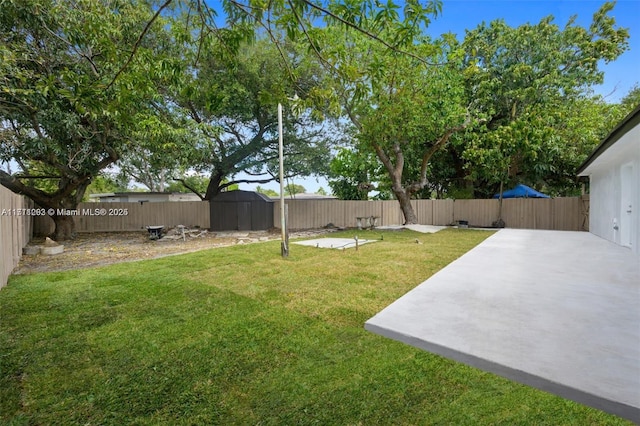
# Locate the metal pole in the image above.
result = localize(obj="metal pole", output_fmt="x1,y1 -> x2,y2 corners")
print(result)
278,103 -> 288,257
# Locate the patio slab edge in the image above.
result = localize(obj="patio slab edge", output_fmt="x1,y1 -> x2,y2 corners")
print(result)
364,321 -> 640,423
364,229 -> 640,423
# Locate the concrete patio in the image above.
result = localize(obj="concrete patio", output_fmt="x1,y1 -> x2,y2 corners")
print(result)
365,229 -> 640,422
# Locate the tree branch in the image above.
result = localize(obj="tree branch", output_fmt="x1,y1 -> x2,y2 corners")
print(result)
0,170 -> 56,207
171,177 -> 205,200
408,115 -> 473,193
14,175 -> 61,179
298,0 -> 443,67
105,0 -> 173,91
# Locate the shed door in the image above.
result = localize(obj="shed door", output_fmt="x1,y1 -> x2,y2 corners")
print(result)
620,163 -> 633,248
213,203 -> 237,231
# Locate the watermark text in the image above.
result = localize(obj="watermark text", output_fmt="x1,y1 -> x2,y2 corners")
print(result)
1,208 -> 129,217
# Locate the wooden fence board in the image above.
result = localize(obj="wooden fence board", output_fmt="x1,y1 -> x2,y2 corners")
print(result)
501,198 -> 553,229
29,197 -> 587,236
552,197 -> 582,231
34,201 -> 210,235
432,199 -> 454,225
0,186 -> 33,289
381,200 -> 403,225
454,199 -> 500,227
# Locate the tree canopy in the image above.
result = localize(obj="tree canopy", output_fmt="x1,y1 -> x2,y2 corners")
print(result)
319,2 -> 631,221
452,3 -> 630,198
165,36 -> 332,200
1,0 -> 636,236
0,0 -> 180,239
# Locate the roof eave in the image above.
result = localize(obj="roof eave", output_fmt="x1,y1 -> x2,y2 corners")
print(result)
576,104 -> 640,176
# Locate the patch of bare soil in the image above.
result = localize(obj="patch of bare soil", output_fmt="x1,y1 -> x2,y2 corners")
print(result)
15,228 -> 334,274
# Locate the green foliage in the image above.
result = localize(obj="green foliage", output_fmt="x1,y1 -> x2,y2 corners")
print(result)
1,0 -> 633,240
256,186 -> 279,197
328,148 -> 382,200
0,0 -> 178,238
224,0 -> 443,58
316,25 -> 469,219
284,183 -> 306,196
83,174 -> 129,201
165,175 -> 210,194
621,84 -> 640,111
454,3 -> 630,197
168,35 -> 332,199
316,2 -> 630,202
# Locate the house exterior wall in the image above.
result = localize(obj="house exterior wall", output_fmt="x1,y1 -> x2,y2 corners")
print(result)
586,124 -> 640,254
167,193 -> 201,202
96,193 -> 201,203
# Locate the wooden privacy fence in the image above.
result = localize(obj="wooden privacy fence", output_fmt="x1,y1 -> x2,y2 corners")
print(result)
34,201 -> 211,236
0,186 -> 33,289
32,196 -> 589,236
277,197 -> 588,231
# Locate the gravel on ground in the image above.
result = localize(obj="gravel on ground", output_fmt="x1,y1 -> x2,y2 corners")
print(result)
15,228 -> 336,274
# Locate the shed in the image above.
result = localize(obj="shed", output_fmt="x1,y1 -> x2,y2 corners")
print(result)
209,190 -> 274,231
577,105 -> 640,255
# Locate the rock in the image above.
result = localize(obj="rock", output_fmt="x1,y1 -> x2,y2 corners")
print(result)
41,244 -> 64,255
44,237 -> 60,247
22,246 -> 41,255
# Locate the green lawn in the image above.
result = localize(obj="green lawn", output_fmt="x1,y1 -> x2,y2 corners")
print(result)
0,229 -> 631,425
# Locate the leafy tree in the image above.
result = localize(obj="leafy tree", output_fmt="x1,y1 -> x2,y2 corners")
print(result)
284,183 -> 306,196
256,186 -> 279,197
1,0 -> 441,239
314,24 -> 470,221
620,84 -> 640,112
455,2 -> 630,197
328,148 -> 382,200
0,0 -> 177,239
84,174 -> 129,199
167,36 -> 332,200
117,153 -> 171,192
316,187 -> 327,196
165,175 -> 210,195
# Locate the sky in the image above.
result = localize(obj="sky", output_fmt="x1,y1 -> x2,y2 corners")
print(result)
239,0 -> 640,194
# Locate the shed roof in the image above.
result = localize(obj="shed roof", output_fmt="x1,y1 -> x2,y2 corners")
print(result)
210,190 -> 273,203
577,104 -> 640,176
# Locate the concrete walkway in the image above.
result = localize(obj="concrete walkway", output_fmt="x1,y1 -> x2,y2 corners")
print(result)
365,229 -> 640,422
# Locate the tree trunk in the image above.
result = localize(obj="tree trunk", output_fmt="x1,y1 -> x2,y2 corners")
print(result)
393,188 -> 418,224
204,171 -> 225,201
51,214 -> 76,241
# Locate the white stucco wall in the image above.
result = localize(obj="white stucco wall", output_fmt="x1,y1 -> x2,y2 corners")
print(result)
95,193 -> 201,202
584,125 -> 640,254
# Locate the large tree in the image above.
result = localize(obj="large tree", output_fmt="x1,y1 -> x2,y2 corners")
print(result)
307,22 -> 470,222
452,2 -> 630,197
167,37 -> 332,200
321,2 -> 631,207
1,0 -> 454,237
0,0 -> 178,239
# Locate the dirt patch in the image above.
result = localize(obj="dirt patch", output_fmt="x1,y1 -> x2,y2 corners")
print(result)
15,228 -> 335,274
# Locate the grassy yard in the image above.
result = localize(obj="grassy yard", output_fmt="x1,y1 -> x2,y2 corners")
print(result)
0,229 -> 631,425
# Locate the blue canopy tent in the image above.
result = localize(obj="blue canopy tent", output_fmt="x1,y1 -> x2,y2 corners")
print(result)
493,184 -> 550,199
